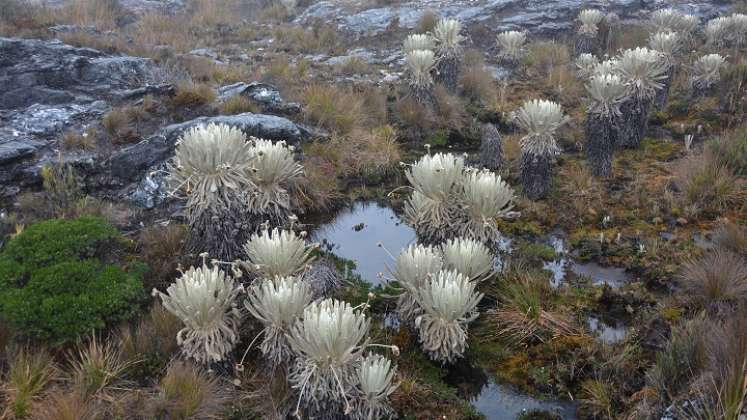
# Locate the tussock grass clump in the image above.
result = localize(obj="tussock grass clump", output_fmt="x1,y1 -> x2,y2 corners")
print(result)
137,224 -> 186,290
220,95 -> 258,115
170,83 -> 216,108
678,250 -> 747,313
1,349 -> 57,419
674,147 -> 745,217
148,361 -> 230,419
713,221 -> 747,256
66,335 -> 132,398
302,84 -> 367,135
645,316 -> 708,407
31,388 -> 100,420
490,271 -> 575,345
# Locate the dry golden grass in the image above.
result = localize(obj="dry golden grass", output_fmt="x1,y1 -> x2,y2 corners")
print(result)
60,0 -> 129,31
674,150 -> 745,217
31,388 -> 101,420
1,348 -> 57,419
119,303 -> 181,365
133,12 -> 195,54
679,250 -> 747,313
148,362 -> 230,419
415,9 -> 439,34
263,57 -> 311,86
524,40 -> 571,78
62,129 -> 96,150
220,95 -> 258,115
301,84 -> 367,134
170,82 -> 216,108
459,52 -> 496,104
714,221 -> 747,256
272,23 -> 339,54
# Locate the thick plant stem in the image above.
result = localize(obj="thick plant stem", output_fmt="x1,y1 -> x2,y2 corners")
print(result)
520,152 -> 553,200
479,123 -> 503,171
435,55 -> 460,93
585,113 -> 617,177
409,84 -> 436,110
618,98 -> 650,149
186,201 -> 255,261
655,66 -> 675,109
575,33 -> 599,56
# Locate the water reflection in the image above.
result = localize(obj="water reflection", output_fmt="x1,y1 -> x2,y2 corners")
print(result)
311,201 -> 416,286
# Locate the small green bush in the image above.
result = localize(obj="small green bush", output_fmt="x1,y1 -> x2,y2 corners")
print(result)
0,217 -> 145,344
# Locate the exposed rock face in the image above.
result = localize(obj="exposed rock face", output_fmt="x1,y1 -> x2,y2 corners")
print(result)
296,0 -> 729,37
0,37 -> 157,110
0,37 -> 161,198
0,38 -> 316,204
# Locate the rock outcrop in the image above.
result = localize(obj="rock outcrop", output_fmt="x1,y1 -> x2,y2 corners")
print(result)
0,38 -> 318,204
296,0 -> 729,37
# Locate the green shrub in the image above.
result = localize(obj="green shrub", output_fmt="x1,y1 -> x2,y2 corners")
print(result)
0,217 -> 145,344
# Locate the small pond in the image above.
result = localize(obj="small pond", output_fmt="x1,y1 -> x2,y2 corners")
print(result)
311,201 -> 416,286
587,316 -> 628,345
472,381 -> 578,420
446,362 -> 578,420
541,234 -> 631,288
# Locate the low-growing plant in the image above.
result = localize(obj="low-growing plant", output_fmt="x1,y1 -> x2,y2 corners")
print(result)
0,217 -> 145,344
220,95 -> 258,115
674,149 -> 745,217
491,271 -> 575,345
170,82 -> 216,108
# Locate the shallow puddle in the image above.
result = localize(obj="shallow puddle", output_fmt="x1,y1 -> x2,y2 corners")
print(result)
587,316 -> 628,344
570,262 -> 630,288
310,201 -> 416,286
472,381 -> 578,420
447,362 -> 578,420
